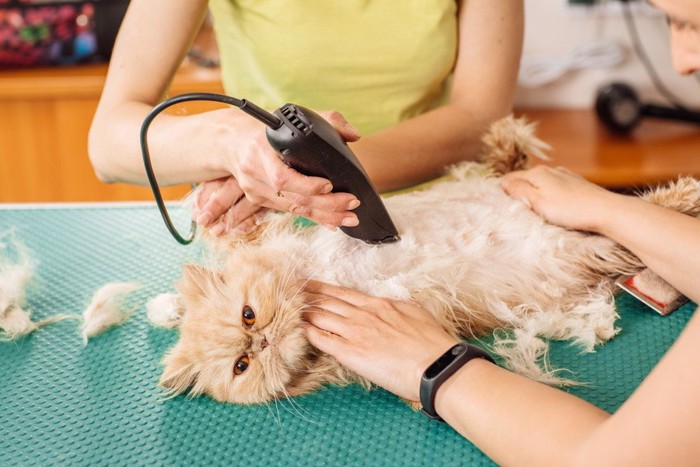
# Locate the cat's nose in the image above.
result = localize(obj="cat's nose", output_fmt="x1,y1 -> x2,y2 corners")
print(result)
254,334 -> 270,353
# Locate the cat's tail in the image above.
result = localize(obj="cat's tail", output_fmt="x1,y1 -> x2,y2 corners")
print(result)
477,115 -> 551,175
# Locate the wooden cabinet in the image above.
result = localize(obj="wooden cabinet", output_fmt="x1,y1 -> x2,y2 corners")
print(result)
521,108 -> 700,189
0,61 -> 224,203
2,60 -> 699,203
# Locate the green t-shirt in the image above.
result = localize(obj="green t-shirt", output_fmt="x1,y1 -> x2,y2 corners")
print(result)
208,0 -> 458,136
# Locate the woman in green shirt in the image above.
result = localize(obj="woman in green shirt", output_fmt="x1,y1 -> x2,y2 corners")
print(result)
89,1 -> 524,234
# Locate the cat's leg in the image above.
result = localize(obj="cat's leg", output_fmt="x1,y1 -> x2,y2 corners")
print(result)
567,177 -> 700,286
476,115 -> 551,175
626,177 -> 700,299
639,177 -> 700,218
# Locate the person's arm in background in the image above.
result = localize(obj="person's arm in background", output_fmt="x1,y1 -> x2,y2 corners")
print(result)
304,168 -> 700,465
350,0 -> 524,192
197,0 -> 524,232
500,166 -> 700,305
88,0 -> 360,228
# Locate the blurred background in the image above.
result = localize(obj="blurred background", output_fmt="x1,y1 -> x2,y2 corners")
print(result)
1,0 -> 698,203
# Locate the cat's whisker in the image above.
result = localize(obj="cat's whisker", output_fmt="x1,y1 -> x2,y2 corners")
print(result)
276,388 -> 319,425
288,267 -> 324,304
265,398 -> 283,429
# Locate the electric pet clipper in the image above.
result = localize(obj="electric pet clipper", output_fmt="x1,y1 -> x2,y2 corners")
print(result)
141,93 -> 400,245
266,104 -> 399,244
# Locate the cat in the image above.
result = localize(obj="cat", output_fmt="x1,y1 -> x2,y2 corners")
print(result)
157,116 -> 700,406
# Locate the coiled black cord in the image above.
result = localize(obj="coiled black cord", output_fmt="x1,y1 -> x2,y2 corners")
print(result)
140,92 -> 281,244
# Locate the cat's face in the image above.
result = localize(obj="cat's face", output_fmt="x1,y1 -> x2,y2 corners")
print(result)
159,247 -> 331,404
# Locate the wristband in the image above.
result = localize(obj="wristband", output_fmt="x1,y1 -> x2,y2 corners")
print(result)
419,343 -> 494,422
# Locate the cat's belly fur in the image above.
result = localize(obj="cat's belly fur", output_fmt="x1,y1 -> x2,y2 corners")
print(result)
293,175 -> 615,332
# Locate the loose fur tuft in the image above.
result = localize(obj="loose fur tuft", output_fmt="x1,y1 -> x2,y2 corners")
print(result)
80,282 -> 141,344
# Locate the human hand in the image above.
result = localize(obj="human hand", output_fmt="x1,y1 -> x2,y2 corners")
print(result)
203,109 -> 363,231
303,281 -> 458,402
194,176 -> 270,236
500,166 -> 617,233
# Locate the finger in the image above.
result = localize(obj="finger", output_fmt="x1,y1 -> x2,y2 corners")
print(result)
317,110 -> 361,142
304,280 -> 376,308
303,322 -> 348,355
208,218 -> 226,237
304,292 -> 335,307
303,293 -> 354,317
261,156 -> 335,197
194,178 -> 226,223
195,178 -> 224,210
555,166 -> 585,180
275,195 -> 359,227
246,181 -> 359,228
302,308 -> 350,336
223,197 -> 263,232
231,213 -> 258,234
500,175 -> 537,199
197,178 -> 244,227
282,190 -> 360,214
238,166 -> 360,226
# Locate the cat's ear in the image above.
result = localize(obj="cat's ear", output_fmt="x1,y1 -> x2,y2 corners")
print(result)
159,342 -> 199,397
177,264 -> 223,299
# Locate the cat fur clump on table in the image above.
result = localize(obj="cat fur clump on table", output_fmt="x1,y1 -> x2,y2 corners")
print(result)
154,116 -> 700,406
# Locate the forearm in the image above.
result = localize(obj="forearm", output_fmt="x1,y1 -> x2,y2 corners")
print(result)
352,102 -> 511,193
595,194 -> 700,304
88,0 -> 214,186
435,359 -> 609,466
89,103 -> 234,186
353,0 -> 523,193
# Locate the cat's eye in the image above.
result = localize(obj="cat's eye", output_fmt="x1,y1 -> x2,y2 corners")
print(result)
242,305 -> 256,327
234,355 -> 250,376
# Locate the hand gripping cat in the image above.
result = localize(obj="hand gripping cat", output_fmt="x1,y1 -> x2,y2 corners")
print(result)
151,116 -> 700,406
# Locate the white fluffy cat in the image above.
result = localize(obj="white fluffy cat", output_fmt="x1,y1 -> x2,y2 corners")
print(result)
155,117 -> 700,405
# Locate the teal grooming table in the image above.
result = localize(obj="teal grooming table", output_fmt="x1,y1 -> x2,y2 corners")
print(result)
0,204 -> 695,466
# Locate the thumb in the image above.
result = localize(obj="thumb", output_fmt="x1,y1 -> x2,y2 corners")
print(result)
501,174 -> 538,205
319,110 -> 362,142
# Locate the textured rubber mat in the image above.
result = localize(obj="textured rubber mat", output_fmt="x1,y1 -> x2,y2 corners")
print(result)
0,204 -> 695,466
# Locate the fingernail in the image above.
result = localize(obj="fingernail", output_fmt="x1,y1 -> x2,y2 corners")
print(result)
344,122 -> 361,138
196,212 -> 212,226
234,224 -> 253,234
322,184 -> 333,194
209,224 -> 225,237
347,199 -> 360,210
341,217 -> 359,227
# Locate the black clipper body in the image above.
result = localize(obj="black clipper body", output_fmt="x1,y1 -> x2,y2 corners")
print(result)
266,104 -> 400,244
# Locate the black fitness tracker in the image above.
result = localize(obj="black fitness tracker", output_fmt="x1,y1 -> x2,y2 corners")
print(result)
420,343 -> 495,422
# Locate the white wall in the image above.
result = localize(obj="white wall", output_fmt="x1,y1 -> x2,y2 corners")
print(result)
515,0 -> 700,109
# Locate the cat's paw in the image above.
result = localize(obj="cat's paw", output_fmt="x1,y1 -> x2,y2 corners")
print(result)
402,398 -> 423,412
